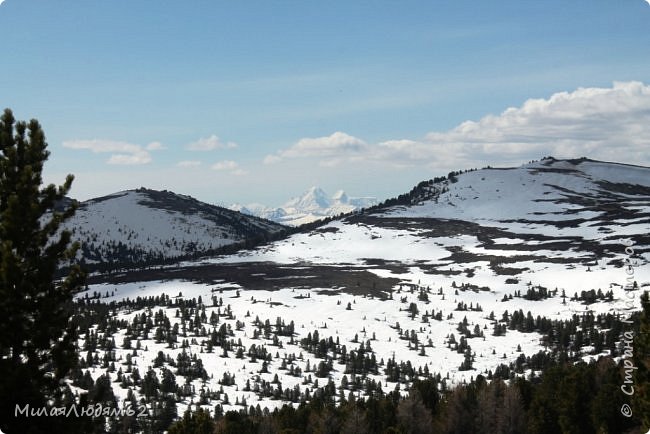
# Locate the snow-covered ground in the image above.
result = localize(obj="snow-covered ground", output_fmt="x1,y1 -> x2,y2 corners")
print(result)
74,157 -> 650,416
79,255 -> 648,415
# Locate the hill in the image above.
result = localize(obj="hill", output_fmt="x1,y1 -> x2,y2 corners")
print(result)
63,187 -> 288,270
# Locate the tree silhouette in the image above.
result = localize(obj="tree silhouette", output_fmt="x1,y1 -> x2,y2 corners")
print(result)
0,109 -> 84,433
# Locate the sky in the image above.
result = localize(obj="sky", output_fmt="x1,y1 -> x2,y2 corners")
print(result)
1,1 -> 650,206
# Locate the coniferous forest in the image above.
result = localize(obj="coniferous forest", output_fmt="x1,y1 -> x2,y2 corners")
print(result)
67,291 -> 650,434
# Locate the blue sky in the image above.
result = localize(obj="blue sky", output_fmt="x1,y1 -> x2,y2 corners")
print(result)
1,1 -> 650,206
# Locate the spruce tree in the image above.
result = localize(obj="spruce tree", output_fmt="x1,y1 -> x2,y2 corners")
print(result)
0,109 -> 85,433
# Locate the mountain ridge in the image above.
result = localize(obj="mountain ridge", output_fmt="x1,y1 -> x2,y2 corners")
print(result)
231,186 -> 378,226
62,187 -> 288,270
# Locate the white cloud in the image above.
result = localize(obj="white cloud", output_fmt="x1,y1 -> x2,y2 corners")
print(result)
211,160 -> 239,171
283,131 -> 366,158
211,160 -> 247,175
186,135 -> 238,151
265,131 -> 366,165
177,160 -> 202,167
263,154 -> 282,165
265,82 -> 650,170
146,141 -> 165,151
106,153 -> 151,165
62,139 -> 154,165
409,81 -> 650,166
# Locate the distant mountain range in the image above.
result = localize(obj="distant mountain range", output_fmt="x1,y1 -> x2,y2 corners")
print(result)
230,186 -> 378,226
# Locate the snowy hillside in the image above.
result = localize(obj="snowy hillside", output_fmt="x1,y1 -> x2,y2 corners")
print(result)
63,188 -> 287,268
231,187 -> 378,226
73,157 -> 650,420
218,158 -> 650,269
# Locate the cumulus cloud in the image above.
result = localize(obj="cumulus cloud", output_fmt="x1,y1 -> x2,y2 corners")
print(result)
264,131 -> 367,165
62,139 -> 158,165
263,154 -> 282,165
283,131 -> 366,157
410,81 -> 650,165
212,160 -> 238,171
211,160 -> 247,175
146,141 -> 165,151
266,82 -> 650,169
186,135 -> 238,151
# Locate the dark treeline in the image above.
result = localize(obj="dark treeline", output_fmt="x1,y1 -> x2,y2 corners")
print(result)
167,356 -> 644,434
59,226 -> 291,277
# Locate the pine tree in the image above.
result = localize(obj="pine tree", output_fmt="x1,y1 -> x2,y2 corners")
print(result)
168,408 -> 215,434
340,405 -> 369,434
396,390 -> 434,434
498,382 -> 526,434
0,109 -> 84,433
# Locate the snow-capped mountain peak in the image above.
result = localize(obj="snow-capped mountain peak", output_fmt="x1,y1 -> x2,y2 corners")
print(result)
332,189 -> 349,204
231,187 -> 378,226
285,186 -> 332,212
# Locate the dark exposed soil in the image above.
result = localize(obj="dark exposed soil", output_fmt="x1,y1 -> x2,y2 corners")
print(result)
87,261 -> 400,299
